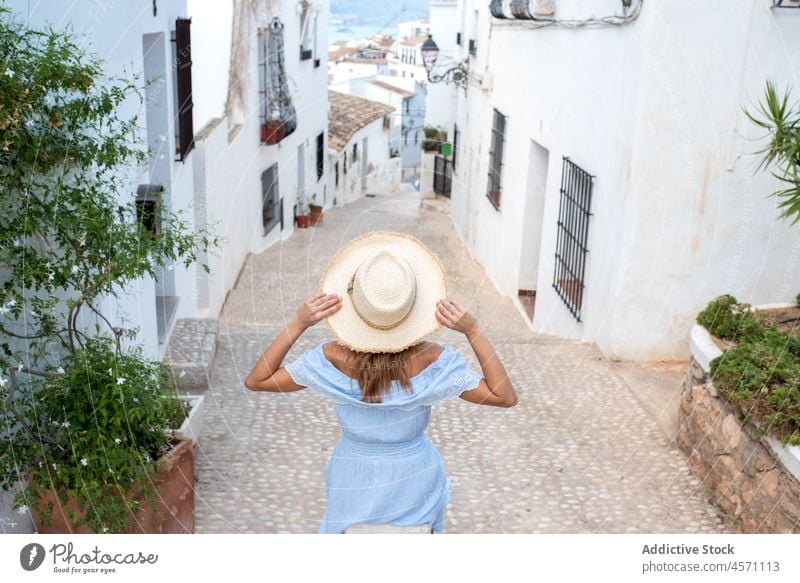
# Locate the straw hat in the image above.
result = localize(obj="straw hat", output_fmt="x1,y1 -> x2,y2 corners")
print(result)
319,231 -> 448,353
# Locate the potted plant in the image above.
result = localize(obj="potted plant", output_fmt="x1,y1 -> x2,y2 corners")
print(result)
296,193 -> 310,228
309,193 -> 324,226
0,10 -> 219,534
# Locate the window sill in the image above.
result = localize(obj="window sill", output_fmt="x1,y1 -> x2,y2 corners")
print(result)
486,191 -> 501,211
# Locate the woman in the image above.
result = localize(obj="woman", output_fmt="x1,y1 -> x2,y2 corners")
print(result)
244,231 -> 517,533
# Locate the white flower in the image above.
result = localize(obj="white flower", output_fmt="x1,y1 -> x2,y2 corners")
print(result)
0,377 -> 6,388
48,272 -> 54,281
71,265 -> 79,275
56,366 -> 65,375
7,298 -> 15,307
17,505 -> 28,515
61,421 -> 70,428
80,458 -> 88,466
4,69 -> 13,78
107,368 -> 113,375
102,527 -> 109,533
30,310 -> 37,318
52,463 -> 58,470
0,306 -> 8,315
17,361 -> 23,372
116,377 -> 125,385
114,438 -> 122,444
167,264 -> 174,271
178,370 -> 186,378
132,397 -> 139,403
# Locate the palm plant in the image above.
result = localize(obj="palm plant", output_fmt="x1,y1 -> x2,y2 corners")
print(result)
744,80 -> 800,225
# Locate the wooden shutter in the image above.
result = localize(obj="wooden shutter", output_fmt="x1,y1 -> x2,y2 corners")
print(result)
176,18 -> 194,160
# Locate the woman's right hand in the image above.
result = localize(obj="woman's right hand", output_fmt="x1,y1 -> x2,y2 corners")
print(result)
435,298 -> 479,337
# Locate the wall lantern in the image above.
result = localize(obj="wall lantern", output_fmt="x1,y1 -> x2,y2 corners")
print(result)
420,35 -> 470,92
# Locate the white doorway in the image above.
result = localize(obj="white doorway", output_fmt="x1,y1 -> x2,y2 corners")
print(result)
517,139 -> 549,321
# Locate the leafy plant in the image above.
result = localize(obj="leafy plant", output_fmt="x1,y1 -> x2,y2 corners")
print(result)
422,125 -> 447,152
0,6 -> 218,532
743,80 -> 800,225
696,294 -> 764,342
698,294 -> 800,446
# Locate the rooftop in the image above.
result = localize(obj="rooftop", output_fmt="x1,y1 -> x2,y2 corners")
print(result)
399,33 -> 429,47
328,91 -> 396,152
368,80 -> 416,99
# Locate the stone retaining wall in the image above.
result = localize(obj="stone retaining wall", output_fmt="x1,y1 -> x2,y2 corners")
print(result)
676,358 -> 800,533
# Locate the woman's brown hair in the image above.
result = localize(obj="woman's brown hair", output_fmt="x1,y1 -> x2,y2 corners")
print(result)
343,344 -> 426,403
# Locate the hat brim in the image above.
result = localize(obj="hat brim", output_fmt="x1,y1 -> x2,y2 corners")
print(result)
319,231 -> 448,353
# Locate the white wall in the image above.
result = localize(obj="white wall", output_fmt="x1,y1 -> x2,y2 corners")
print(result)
438,0 -> 800,361
425,0 -> 460,130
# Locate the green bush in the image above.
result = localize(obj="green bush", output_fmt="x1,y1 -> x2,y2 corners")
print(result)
0,337 -> 188,533
700,295 -> 800,445
696,294 -> 764,341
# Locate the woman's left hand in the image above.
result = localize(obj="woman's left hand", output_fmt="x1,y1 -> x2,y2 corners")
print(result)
293,292 -> 343,329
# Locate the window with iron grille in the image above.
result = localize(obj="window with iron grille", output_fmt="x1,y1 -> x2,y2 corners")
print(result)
316,132 -> 324,180
456,32 -> 462,46
468,38 -> 477,55
486,109 -> 505,210
261,163 -> 280,236
172,18 -> 194,161
335,161 -> 339,186
452,123 -> 459,171
552,157 -> 594,322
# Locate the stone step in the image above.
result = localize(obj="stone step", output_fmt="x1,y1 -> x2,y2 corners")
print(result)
163,318 -> 219,392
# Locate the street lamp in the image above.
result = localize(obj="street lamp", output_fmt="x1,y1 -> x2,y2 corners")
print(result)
420,35 -> 470,91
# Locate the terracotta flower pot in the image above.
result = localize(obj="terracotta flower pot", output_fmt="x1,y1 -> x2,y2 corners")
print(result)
296,214 -> 310,228
309,205 -> 324,226
261,120 -> 284,145
31,436 -> 195,534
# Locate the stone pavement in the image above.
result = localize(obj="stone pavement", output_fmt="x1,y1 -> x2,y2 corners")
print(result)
193,187 -> 733,534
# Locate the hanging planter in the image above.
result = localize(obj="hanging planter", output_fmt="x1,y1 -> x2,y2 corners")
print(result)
260,18 -> 297,146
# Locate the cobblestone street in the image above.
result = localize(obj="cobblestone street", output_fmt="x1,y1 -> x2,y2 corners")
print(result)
193,187 -> 732,534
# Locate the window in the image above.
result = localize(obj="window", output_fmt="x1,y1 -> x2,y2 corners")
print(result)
335,161 -> 339,186
261,163 -> 280,236
136,185 -> 164,239
456,32 -> 462,46
258,21 -> 297,145
469,39 -> 477,56
172,18 -> 194,161
486,108 -> 506,210
383,115 -> 391,130
404,130 -> 408,146
452,123 -> 459,171
552,157 -> 594,322
414,131 -> 419,145
352,143 -> 358,163
299,2 -> 313,60
316,132 -> 324,180
404,99 -> 410,114
343,154 -> 347,174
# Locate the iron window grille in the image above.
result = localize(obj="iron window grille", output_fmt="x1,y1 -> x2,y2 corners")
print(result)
261,163 -> 281,236
486,109 -> 506,210
552,157 -> 594,322
468,39 -> 477,55
335,162 -> 339,187
316,132 -> 324,180
172,18 -> 194,161
456,32 -> 462,46
135,184 -> 164,238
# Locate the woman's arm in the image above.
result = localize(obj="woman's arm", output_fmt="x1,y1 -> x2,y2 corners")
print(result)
435,298 -> 518,407
244,292 -> 342,392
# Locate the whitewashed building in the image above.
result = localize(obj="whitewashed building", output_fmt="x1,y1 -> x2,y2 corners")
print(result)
6,0 -> 329,362
427,0 -> 800,361
327,91 -> 399,205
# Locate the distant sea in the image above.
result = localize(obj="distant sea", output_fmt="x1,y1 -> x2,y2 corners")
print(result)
328,17 -> 395,44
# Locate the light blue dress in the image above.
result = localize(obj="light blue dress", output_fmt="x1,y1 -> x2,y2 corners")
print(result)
284,339 -> 483,534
